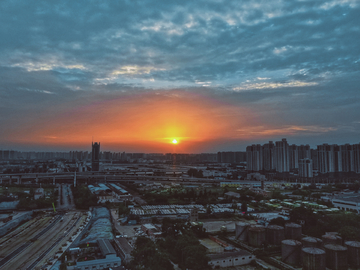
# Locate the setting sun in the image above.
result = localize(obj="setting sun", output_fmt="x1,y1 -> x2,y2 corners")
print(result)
172,139 -> 178,144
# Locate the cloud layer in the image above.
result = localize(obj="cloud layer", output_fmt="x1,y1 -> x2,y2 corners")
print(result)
1,0 -> 360,152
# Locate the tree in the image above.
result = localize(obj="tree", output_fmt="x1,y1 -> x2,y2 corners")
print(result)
269,217 -> 286,227
339,226 -> 360,241
130,236 -> 174,270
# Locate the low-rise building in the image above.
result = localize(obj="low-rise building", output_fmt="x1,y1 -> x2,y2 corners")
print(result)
332,194 -> 360,213
74,239 -> 122,270
114,238 -> 133,264
208,250 -> 255,268
34,188 -> 44,200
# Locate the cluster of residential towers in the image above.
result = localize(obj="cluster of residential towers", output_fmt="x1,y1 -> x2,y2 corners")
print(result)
246,139 -> 360,177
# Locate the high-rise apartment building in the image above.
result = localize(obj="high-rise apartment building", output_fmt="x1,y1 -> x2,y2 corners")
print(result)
262,141 -> 275,171
354,143 -> 360,173
298,145 -> 311,160
299,158 -> 313,177
289,144 -> 299,170
274,138 -> 290,172
92,142 -> 100,171
246,144 -> 263,171
317,144 -> 336,173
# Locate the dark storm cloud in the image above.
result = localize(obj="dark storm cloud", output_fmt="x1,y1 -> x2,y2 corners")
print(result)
1,0 -> 360,149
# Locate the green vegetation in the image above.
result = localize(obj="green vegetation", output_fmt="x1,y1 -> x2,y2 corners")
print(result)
130,236 -> 174,270
71,185 -> 98,209
159,219 -> 210,270
16,187 -> 57,210
290,206 -> 360,241
129,219 -> 210,270
118,202 -> 130,218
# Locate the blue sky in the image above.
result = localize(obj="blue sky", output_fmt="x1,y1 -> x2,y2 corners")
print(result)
1,0 -> 360,152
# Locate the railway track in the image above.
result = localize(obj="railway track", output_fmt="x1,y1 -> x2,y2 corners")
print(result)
0,217 -> 51,257
26,216 -> 81,270
0,215 -> 63,268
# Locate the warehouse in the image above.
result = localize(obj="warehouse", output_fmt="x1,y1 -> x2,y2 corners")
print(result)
208,250 -> 255,268
332,194 -> 360,213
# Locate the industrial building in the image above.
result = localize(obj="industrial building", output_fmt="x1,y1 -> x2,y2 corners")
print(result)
114,238 -> 133,264
332,194 -> 360,213
208,250 -> 254,268
74,239 -> 122,270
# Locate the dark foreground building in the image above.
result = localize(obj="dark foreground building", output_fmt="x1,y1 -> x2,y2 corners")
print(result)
92,142 -> 100,171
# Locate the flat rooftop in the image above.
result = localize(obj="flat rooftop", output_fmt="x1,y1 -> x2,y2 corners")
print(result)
209,250 -> 252,260
333,194 -> 360,203
199,238 -> 223,250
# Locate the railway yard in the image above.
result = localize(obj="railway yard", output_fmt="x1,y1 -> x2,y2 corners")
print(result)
0,211 -> 88,270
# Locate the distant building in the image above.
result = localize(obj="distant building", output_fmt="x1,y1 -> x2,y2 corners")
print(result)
246,144 -> 263,171
274,138 -> 290,172
34,188 -> 44,200
92,142 -> 100,171
262,141 -> 275,171
299,158 -> 313,178
190,208 -> 199,221
332,194 -> 360,213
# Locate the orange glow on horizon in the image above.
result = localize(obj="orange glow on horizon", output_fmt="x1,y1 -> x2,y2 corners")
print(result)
5,90 -> 265,152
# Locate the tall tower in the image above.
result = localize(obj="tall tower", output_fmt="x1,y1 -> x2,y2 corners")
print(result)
92,142 -> 100,171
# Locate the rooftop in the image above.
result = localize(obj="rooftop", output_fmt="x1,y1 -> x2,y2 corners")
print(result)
208,250 -> 252,260
333,194 -> 360,203
115,238 -> 133,255
97,239 -> 116,256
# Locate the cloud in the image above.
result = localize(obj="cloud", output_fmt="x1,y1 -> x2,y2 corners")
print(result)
232,80 -> 318,91
0,0 -> 360,150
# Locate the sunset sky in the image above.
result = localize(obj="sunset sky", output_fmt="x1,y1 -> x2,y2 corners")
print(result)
1,0 -> 360,153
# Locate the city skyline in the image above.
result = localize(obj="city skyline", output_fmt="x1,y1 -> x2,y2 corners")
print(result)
1,1 -> 360,153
